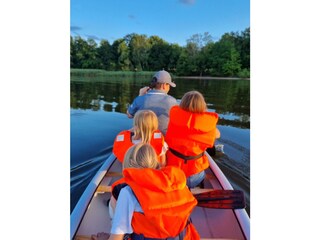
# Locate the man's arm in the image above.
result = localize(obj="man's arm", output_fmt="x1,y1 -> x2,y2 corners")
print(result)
126,110 -> 133,118
127,87 -> 147,118
126,95 -> 141,118
139,86 -> 150,96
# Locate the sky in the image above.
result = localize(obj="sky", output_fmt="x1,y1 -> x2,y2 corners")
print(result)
70,0 -> 250,46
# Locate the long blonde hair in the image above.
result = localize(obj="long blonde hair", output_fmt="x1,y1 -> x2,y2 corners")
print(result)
179,90 -> 207,113
123,143 -> 160,169
133,110 -> 158,143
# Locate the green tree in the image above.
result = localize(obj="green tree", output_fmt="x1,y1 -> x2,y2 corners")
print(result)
70,36 -> 76,68
97,40 -> 113,70
148,40 -> 171,70
71,37 -> 100,69
177,32 -> 214,76
147,36 -> 182,72
111,39 -> 131,70
176,42 -> 199,76
222,47 -> 242,76
70,27 -> 249,77
239,28 -> 250,71
128,34 -> 150,70
197,42 -> 215,76
218,29 -> 250,76
167,44 -> 182,73
186,32 -> 213,50
205,35 -> 242,77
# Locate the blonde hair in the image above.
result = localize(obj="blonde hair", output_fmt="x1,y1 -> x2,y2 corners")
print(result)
133,110 -> 158,143
179,91 -> 207,113
123,143 -> 160,169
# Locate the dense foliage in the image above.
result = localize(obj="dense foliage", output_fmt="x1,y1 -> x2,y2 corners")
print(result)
71,28 -> 250,78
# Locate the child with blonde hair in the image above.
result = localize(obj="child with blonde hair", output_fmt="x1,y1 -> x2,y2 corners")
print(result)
113,110 -> 167,166
95,143 -> 200,240
165,90 -> 220,188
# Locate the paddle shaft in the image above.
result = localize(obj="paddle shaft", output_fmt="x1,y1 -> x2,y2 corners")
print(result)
194,189 -> 246,209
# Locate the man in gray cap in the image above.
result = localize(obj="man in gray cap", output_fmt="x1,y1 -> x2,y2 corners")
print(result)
126,70 -> 177,135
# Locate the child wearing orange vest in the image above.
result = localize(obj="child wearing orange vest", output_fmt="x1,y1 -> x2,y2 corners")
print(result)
113,110 -> 167,167
165,91 -> 220,188
92,143 -> 200,240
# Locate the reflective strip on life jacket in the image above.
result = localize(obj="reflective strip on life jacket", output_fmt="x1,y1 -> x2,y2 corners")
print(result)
113,130 -> 134,163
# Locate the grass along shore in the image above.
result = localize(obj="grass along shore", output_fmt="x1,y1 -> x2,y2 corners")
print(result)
70,69 -> 249,80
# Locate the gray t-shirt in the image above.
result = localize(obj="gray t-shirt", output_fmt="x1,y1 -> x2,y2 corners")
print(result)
127,89 -> 177,135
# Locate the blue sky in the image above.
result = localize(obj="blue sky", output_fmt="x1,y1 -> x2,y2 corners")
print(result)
71,0 -> 250,46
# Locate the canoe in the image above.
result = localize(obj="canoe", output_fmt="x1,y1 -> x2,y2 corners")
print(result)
70,152 -> 250,240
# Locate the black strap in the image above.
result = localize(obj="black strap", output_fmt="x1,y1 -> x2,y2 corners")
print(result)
169,148 -> 204,163
112,183 -> 128,200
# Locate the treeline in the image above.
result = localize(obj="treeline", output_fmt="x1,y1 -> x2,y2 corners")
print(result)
71,28 -> 250,78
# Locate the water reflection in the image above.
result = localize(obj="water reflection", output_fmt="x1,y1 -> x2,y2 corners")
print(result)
70,75 -> 250,213
89,95 -> 119,112
71,76 -> 250,129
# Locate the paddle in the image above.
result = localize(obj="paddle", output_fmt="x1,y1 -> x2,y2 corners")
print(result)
194,189 -> 245,209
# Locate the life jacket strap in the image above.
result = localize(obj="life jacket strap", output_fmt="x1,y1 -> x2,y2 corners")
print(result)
112,183 -> 128,200
169,148 -> 204,163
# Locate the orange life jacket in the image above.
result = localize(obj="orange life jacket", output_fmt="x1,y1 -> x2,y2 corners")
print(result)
165,106 -> 219,177
113,130 -> 164,163
121,166 -> 199,240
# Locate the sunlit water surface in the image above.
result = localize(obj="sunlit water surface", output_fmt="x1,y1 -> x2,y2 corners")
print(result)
70,75 -> 250,212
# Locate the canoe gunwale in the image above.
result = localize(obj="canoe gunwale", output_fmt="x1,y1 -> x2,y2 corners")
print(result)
206,152 -> 250,240
70,153 -> 117,239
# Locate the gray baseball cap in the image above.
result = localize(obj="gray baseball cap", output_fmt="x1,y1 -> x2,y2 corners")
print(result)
152,70 -> 176,87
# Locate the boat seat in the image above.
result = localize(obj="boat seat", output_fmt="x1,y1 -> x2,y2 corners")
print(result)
96,185 -> 112,193
190,188 -> 214,194
74,235 -> 92,240
95,171 -> 123,194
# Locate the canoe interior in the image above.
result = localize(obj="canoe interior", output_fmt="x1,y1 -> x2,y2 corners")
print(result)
73,157 -> 248,240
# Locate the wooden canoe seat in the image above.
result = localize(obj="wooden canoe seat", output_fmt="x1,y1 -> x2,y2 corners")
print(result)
94,171 -> 123,194
96,185 -> 112,193
190,188 -> 214,194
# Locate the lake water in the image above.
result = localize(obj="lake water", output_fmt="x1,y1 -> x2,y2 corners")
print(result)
70,74 -> 250,212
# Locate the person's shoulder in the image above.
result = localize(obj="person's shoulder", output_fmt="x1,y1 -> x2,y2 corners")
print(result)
116,129 -> 131,136
167,95 -> 177,103
205,111 -> 219,118
131,94 -> 147,104
121,185 -> 132,194
120,185 -> 137,201
135,94 -> 148,100
168,94 -> 176,99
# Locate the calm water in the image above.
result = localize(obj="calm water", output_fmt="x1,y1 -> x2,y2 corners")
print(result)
70,74 -> 250,212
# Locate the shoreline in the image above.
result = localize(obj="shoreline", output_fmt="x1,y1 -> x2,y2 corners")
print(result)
70,69 -> 250,80
175,76 -> 250,80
